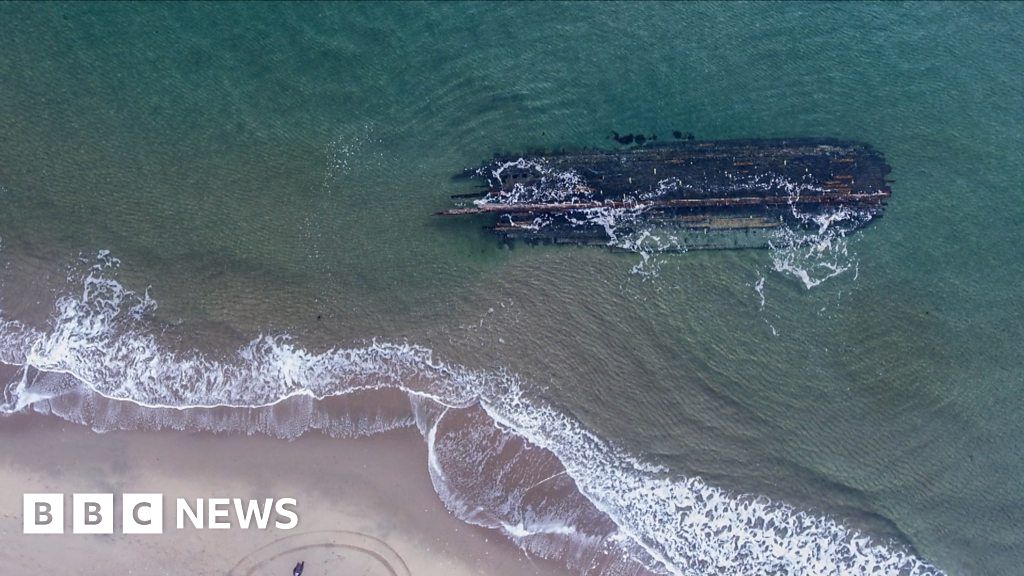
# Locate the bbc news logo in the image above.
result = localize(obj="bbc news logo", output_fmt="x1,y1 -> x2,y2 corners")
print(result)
23,493 -> 299,534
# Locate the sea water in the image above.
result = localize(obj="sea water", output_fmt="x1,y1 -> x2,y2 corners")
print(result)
1,3 -> 1022,574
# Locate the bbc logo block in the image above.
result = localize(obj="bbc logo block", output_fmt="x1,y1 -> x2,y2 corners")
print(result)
122,493 -> 163,534
23,493 -> 164,535
72,493 -> 114,534
23,493 -> 63,534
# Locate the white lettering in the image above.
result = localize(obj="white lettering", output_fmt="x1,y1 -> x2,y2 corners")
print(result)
207,497 -> 231,529
176,498 -> 204,529
274,498 -> 298,530
233,498 -> 274,529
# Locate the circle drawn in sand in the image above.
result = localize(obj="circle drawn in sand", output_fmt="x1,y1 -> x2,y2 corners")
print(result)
229,530 -> 411,576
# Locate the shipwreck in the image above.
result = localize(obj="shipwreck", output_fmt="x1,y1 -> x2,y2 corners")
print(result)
439,137 -> 892,250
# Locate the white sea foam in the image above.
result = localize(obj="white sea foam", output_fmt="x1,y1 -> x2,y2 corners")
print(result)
479,389 -> 940,576
767,188 -> 873,290
0,253 -> 941,576
478,158 -> 597,205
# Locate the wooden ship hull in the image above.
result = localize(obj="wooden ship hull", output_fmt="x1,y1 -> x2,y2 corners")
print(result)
438,138 -> 892,250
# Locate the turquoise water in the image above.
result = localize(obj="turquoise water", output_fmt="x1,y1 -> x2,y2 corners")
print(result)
1,3 -> 1022,574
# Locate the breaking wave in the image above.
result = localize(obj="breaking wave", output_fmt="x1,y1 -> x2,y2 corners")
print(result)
0,252 -> 941,576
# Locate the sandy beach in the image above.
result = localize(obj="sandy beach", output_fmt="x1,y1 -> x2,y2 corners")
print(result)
0,412 -> 566,576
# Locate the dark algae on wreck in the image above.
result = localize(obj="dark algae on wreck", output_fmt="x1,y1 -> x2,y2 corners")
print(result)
441,138 -> 892,250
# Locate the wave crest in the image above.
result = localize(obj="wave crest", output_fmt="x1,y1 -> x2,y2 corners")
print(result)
0,253 -> 941,576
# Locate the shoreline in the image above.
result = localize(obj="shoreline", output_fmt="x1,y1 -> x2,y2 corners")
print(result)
0,412 -> 567,576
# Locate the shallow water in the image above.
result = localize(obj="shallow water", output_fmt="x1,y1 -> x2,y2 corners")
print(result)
1,3 -> 1022,575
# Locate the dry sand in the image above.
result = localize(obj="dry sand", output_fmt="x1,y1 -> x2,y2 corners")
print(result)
0,413 -> 568,576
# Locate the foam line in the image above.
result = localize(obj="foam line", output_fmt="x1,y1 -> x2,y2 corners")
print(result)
0,252 -> 941,576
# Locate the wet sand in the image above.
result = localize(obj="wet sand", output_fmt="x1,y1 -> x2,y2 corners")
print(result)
0,412 -> 566,576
